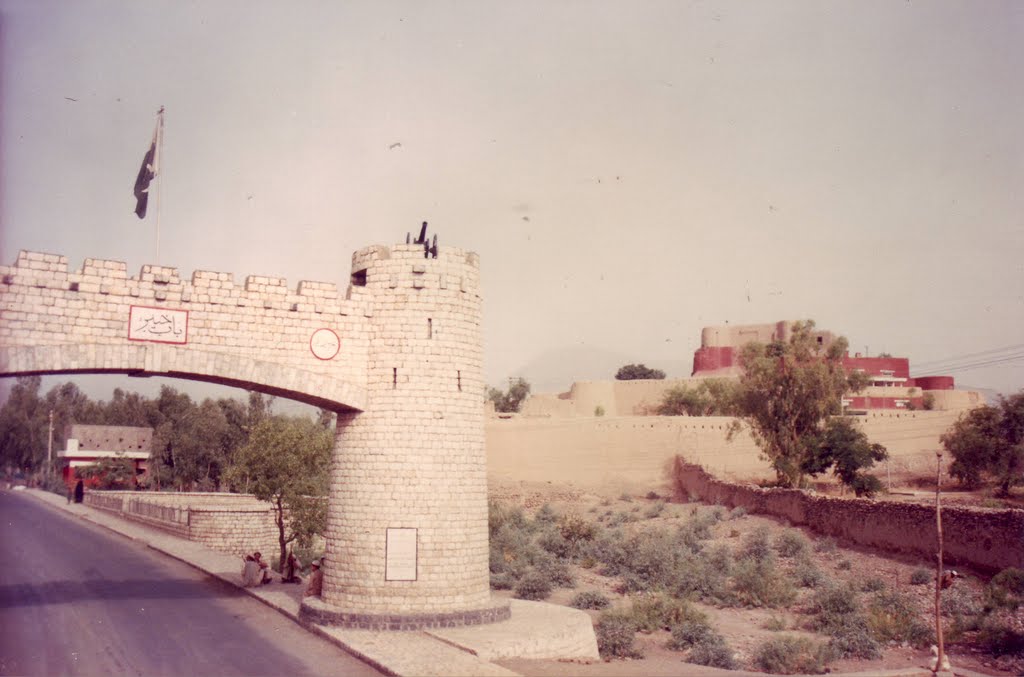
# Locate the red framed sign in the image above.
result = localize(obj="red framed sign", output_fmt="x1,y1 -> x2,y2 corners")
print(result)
310,328 -> 341,360
128,305 -> 189,344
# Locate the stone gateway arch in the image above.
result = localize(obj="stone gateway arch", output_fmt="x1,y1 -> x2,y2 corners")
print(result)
0,242 -> 507,629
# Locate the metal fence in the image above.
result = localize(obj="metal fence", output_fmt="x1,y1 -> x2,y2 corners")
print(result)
126,498 -> 189,527
84,493 -> 125,513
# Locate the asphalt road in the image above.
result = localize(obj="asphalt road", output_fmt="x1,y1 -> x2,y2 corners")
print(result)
0,490 -> 381,676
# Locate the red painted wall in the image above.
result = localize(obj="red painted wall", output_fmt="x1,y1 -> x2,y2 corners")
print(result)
841,356 -> 910,379
911,375 -> 954,390
692,346 -> 735,375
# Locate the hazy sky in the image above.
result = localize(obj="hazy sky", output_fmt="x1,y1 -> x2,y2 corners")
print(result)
1,0 -> 1022,407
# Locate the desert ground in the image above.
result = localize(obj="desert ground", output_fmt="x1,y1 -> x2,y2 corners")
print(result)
487,476 -> 1024,677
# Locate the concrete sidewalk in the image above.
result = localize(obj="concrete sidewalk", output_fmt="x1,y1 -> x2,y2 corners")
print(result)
21,488 -> 599,677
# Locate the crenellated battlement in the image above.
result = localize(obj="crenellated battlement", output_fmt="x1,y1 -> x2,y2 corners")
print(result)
1,239 -> 510,629
6,250 -> 346,300
4,243 -> 481,309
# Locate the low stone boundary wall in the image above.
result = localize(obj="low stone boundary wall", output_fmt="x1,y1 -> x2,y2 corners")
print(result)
670,458 -> 1024,574
84,491 -> 279,557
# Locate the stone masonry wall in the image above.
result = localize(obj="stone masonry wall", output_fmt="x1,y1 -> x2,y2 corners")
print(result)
4,242 -> 500,622
0,250 -> 370,410
85,491 -> 278,558
670,460 -> 1024,573
324,244 -> 493,615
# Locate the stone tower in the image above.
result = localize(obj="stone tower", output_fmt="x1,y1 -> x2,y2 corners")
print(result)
303,242 -> 508,629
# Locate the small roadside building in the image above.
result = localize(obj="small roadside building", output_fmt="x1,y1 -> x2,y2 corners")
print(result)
58,424 -> 151,489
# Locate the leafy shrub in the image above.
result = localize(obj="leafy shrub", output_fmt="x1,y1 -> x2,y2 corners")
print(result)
644,501 -> 666,519
810,584 -> 881,659
740,527 -> 775,564
630,592 -> 706,632
670,622 -> 738,670
942,584 -> 983,617
763,615 -> 787,631
534,554 -> 575,588
490,572 -> 515,590
814,537 -> 837,554
729,505 -> 747,519
534,503 -> 558,523
513,570 -> 553,600
986,567 -> 1024,611
867,591 -> 932,648
675,551 -> 734,606
645,490 -> 660,500
978,616 -> 1024,656
810,582 -> 860,622
731,556 -> 797,608
667,619 -> 713,650
488,500 -> 531,537
608,511 -> 637,527
602,527 -> 685,593
570,590 -> 610,610
753,635 -> 832,674
909,568 -> 931,585
861,576 -> 886,593
596,609 -> 642,659
826,617 -> 882,659
837,558 -> 852,570
537,528 -> 571,559
794,560 -> 826,588
775,530 -> 811,559
489,522 -> 538,578
689,635 -> 738,670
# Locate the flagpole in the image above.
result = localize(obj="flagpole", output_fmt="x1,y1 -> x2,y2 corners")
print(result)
155,106 -> 165,264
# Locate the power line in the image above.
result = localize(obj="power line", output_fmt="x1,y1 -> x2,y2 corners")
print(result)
912,343 -> 1024,371
914,352 -> 1024,376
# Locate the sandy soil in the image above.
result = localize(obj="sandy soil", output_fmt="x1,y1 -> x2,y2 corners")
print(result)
488,478 -> 1023,677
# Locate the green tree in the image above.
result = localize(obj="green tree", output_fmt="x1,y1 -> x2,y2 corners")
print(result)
660,379 -> 738,416
730,320 -> 871,488
0,376 -> 47,472
225,415 -> 333,572
804,417 -> 888,497
166,398 -> 233,491
942,391 -> 1024,496
615,364 -> 666,380
78,453 -> 137,489
488,378 -> 531,413
148,386 -> 197,490
103,387 -> 160,427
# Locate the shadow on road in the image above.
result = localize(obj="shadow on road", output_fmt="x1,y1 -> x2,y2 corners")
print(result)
0,577 -> 248,609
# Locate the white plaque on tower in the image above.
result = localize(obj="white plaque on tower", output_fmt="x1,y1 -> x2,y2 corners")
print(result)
385,528 -> 418,581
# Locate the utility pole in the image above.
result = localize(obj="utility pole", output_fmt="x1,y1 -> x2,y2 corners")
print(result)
47,410 -> 54,478
934,450 -> 947,673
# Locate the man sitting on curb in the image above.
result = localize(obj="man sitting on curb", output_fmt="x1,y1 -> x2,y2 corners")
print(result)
304,558 -> 323,597
241,551 -> 272,587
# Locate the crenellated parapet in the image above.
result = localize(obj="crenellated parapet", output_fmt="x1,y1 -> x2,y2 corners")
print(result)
1,250 -> 374,317
1,238 -> 503,630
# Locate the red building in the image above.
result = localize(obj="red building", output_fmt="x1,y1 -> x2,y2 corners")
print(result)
691,321 -> 956,411
58,424 -> 151,489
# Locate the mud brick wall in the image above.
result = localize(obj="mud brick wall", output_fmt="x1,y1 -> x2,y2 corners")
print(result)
671,459 -> 1024,573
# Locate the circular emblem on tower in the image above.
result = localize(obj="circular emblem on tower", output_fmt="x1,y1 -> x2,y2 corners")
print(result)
310,328 -> 340,360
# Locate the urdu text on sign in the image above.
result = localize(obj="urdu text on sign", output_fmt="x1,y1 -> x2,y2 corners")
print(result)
128,305 -> 188,344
